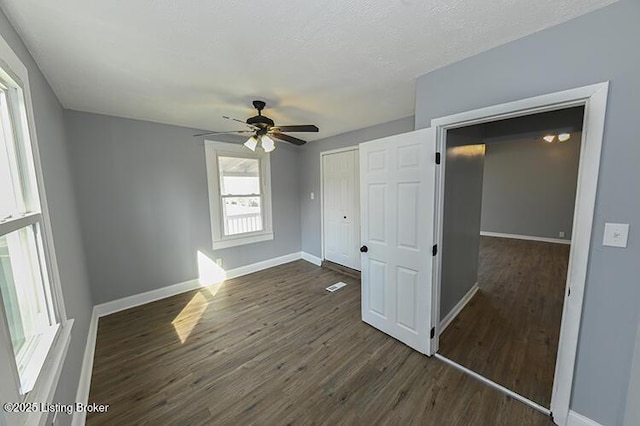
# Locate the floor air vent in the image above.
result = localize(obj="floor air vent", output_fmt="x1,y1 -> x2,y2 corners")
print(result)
326,282 -> 347,292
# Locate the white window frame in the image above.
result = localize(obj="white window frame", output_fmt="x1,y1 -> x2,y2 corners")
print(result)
205,140 -> 273,250
0,33 -> 73,426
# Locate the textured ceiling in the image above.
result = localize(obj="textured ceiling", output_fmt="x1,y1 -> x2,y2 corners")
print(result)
0,0 -> 617,141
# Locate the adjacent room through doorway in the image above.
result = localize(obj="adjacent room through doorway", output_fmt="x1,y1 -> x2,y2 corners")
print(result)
436,107 -> 585,409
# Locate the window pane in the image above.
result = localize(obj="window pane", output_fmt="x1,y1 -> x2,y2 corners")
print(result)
0,91 -> 25,219
0,225 -> 53,368
218,156 -> 260,196
222,196 -> 263,236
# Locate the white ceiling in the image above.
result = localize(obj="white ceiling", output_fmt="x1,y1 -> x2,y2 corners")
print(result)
0,0 -> 616,141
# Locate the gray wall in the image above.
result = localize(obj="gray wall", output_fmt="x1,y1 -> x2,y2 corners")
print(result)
415,1 -> 640,424
0,9 -> 93,426
440,128 -> 485,321
624,320 -> 640,426
64,111 -> 301,305
299,116 -> 414,258
481,134 -> 581,240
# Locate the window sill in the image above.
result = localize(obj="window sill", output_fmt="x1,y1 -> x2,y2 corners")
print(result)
23,319 -> 74,426
213,232 -> 274,250
17,323 -> 60,394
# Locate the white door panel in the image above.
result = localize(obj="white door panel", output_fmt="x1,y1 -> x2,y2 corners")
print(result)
322,150 -> 360,270
360,128 -> 436,354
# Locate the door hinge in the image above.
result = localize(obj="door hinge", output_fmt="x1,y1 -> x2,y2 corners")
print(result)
430,327 -> 435,339
432,244 -> 438,256
435,152 -> 441,164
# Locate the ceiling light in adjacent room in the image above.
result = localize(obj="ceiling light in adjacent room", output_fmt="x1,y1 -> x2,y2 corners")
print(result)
244,136 -> 258,151
543,135 -> 556,143
558,133 -> 571,142
261,135 -> 275,153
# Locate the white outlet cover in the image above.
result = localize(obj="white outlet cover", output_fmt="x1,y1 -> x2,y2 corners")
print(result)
310,192 -> 315,200
603,223 -> 630,248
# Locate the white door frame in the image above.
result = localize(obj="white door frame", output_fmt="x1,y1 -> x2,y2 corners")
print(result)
429,82 -> 609,426
320,146 -> 359,267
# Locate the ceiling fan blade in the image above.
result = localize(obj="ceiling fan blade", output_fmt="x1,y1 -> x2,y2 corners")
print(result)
271,132 -> 307,146
193,130 -> 253,137
223,115 -> 258,130
273,125 -> 319,133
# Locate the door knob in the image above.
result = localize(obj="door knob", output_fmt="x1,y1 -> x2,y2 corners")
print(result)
360,245 -> 368,253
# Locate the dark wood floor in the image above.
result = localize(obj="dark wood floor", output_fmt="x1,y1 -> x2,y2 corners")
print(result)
88,259 -> 553,425
440,237 -> 569,408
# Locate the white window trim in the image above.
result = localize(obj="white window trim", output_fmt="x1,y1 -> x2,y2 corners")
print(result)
0,32 -> 72,426
204,140 -> 273,250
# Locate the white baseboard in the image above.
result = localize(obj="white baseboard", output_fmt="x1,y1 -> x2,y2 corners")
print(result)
72,251 -> 313,426
94,252 -> 306,317
480,231 -> 571,245
226,252 -> 302,279
94,278 -> 201,317
439,282 -> 479,334
301,251 -> 322,266
567,410 -> 604,426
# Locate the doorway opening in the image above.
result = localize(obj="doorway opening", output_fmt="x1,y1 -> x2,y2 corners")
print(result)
429,83 -> 608,425
436,106 -> 584,415
356,83 -> 607,425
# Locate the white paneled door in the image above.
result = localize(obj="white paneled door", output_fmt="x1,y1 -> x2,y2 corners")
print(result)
323,149 -> 360,270
360,128 -> 436,354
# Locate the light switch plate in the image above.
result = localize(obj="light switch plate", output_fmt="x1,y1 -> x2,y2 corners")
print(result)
603,223 -> 629,248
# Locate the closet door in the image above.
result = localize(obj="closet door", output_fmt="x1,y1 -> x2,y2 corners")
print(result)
323,149 -> 360,270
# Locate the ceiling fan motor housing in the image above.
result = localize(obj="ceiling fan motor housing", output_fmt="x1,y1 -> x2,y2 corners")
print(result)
247,100 -> 274,129
247,114 -> 274,128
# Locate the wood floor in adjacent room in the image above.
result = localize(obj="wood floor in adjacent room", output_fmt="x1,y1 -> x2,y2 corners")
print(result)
439,237 -> 570,408
87,259 -> 553,425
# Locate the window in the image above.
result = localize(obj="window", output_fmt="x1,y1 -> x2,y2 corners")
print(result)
205,141 -> 273,249
0,35 -> 71,424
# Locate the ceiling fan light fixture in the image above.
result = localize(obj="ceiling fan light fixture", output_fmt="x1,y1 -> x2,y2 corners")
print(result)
261,135 -> 275,153
558,133 -> 571,142
244,136 -> 258,151
543,135 -> 556,143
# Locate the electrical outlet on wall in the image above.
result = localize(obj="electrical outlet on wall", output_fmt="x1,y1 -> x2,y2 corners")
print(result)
215,258 -> 223,267
559,231 -> 565,238
603,223 -> 630,248
310,192 -> 315,200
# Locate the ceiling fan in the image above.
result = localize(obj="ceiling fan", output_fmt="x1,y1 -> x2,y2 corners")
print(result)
194,100 -> 319,152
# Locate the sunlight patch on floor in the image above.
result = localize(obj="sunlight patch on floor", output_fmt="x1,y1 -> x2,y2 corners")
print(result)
172,291 -> 209,343
171,251 -> 229,343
